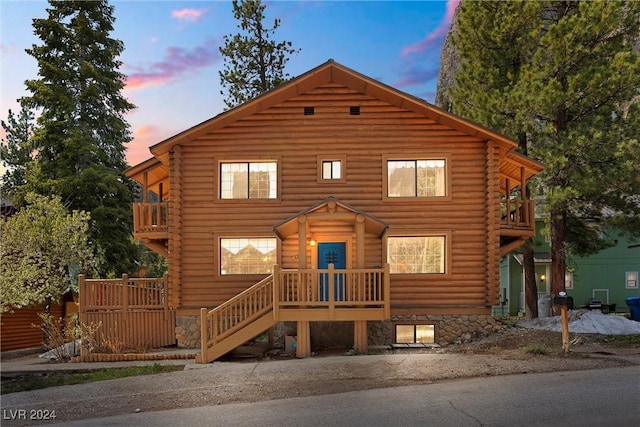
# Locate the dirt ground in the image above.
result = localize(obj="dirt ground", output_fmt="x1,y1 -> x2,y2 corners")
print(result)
2,324 -> 639,426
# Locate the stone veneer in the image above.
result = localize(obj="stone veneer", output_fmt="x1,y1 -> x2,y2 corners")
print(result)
175,315 -> 201,348
176,314 -> 505,350
369,314 -> 506,346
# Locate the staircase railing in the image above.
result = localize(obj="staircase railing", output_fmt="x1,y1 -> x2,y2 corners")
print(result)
200,275 -> 273,357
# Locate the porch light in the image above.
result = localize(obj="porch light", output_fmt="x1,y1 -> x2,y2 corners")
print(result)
540,274 -> 546,281
309,238 -> 316,247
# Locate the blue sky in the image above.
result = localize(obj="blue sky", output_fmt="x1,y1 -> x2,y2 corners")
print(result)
1,0 -> 458,166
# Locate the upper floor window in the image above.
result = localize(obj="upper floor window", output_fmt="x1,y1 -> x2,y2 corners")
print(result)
220,161 -> 277,199
387,159 -> 447,198
317,155 -> 346,183
387,235 -> 447,274
322,160 -> 342,180
220,237 -> 277,275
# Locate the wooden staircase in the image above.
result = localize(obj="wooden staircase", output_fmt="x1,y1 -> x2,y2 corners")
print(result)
196,265 -> 390,363
196,275 -> 276,363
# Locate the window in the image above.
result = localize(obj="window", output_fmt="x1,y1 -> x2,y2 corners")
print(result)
317,155 -> 346,183
565,272 -> 574,290
322,160 -> 341,180
220,238 -> 277,275
220,161 -> 277,199
395,324 -> 435,344
387,236 -> 446,274
626,271 -> 639,289
386,158 -> 447,198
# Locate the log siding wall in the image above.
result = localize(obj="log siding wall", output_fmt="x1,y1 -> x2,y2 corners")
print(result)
171,83 -> 494,315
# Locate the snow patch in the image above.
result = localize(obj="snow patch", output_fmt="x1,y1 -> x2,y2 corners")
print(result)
517,310 -> 640,335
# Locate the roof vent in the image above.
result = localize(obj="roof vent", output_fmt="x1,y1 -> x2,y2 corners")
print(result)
349,106 -> 360,115
304,106 -> 315,115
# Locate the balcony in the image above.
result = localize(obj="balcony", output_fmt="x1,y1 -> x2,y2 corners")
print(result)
500,199 -> 535,255
132,202 -> 168,240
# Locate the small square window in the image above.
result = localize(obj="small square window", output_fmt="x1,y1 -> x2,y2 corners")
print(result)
317,155 -> 346,183
322,160 -> 341,180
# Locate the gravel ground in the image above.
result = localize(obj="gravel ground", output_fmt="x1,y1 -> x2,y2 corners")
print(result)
1,326 -> 639,426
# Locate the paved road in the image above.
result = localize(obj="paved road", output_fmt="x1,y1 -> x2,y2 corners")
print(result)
47,366 -> 639,427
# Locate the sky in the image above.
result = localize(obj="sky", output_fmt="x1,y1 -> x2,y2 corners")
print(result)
0,0 -> 459,167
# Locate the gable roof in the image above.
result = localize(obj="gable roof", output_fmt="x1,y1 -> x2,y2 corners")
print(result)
129,59 -> 543,189
274,196 -> 389,239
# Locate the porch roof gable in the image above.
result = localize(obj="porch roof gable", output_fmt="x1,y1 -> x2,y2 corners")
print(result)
273,196 -> 389,239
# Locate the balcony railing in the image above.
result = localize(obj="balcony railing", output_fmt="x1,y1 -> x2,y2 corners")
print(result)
132,202 -> 168,236
501,199 -> 534,230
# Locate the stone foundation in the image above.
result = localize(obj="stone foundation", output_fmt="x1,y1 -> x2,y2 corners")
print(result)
176,314 -> 505,350
175,315 -> 201,348
369,314 -> 506,346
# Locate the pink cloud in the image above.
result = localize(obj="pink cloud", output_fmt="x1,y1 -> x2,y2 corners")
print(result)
400,0 -> 460,58
127,125 -> 166,165
171,8 -> 206,22
124,40 -> 220,91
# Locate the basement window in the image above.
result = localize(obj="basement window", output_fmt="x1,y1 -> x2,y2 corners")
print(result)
395,324 -> 435,344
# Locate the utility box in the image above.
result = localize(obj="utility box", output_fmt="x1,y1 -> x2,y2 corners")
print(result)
538,295 -> 551,318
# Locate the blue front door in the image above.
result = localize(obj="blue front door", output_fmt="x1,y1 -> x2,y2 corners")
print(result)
318,242 -> 346,301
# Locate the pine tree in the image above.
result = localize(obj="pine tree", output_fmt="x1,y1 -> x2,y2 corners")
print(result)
219,0 -> 300,109
1,105 -> 36,197
20,0 -> 137,276
450,1 -> 640,301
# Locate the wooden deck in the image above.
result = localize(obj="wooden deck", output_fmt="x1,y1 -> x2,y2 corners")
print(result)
196,264 -> 390,363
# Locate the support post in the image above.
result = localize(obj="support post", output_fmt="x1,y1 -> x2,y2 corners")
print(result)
354,320 -> 368,354
561,305 -> 570,353
198,307 -> 207,363
296,320 -> 311,358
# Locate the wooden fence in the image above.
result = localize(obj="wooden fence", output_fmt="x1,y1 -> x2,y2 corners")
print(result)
79,274 -> 176,353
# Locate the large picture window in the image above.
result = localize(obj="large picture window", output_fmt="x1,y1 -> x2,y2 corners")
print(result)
387,236 -> 446,274
387,159 -> 446,198
220,162 -> 277,199
220,238 -> 277,275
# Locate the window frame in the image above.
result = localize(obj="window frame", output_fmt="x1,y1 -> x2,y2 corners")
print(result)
394,323 -> 437,344
317,155 -> 347,184
215,158 -> 281,202
625,271 -> 639,289
383,154 -> 452,202
384,231 -> 452,276
216,235 -> 279,277
565,271 -> 574,290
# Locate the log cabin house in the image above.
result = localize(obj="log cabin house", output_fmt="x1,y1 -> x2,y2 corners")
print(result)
125,60 -> 543,363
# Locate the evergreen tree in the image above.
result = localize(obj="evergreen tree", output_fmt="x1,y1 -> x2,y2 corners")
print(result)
0,105 -> 36,197
451,1 -> 640,301
20,0 -> 137,276
219,0 -> 300,109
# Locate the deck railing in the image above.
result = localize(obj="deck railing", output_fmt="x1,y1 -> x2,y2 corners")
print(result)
199,264 -> 390,361
501,199 -> 534,229
132,202 -> 168,235
275,264 -> 389,313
